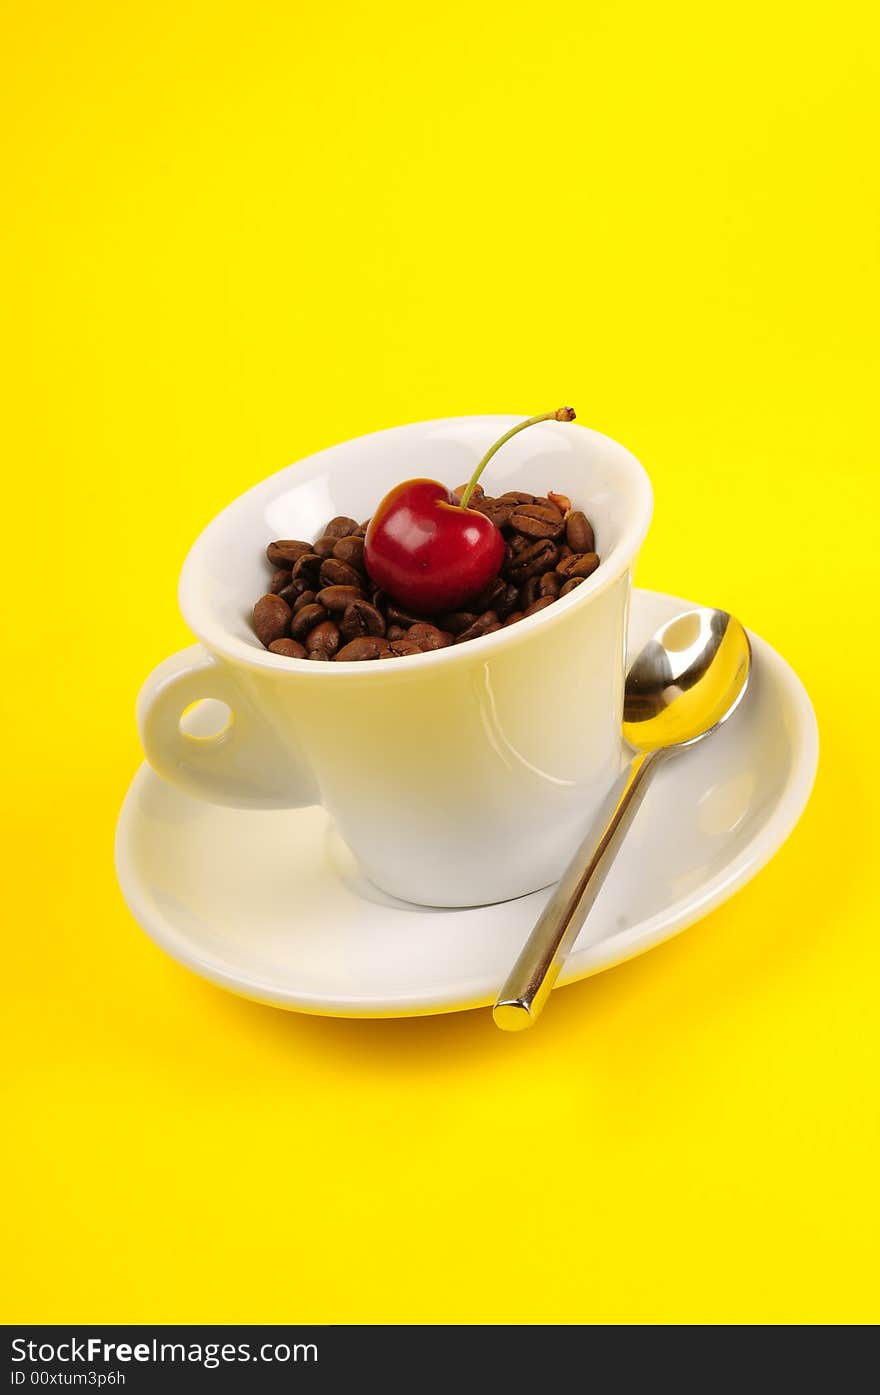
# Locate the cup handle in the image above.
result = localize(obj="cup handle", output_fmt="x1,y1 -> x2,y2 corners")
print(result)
136,644 -> 318,809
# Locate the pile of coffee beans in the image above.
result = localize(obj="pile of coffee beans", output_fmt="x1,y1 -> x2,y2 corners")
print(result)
252,487 -> 599,661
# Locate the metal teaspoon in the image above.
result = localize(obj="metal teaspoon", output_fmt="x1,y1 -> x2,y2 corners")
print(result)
493,607 -> 752,1030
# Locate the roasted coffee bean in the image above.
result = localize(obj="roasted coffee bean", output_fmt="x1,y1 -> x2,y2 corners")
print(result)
316,584 -> 366,612
336,636 -> 389,661
453,482 -> 484,501
565,510 -> 595,553
278,581 -> 306,609
503,610 -> 523,626
555,552 -> 583,579
538,571 -> 561,599
407,622 -> 452,650
386,624 -> 407,641
534,498 -> 564,515
557,543 -> 573,560
355,519 -> 370,537
290,602 -> 329,638
472,577 -> 519,619
291,589 -> 317,611
499,490 -> 535,504
437,611 -> 476,635
559,577 -> 585,596
291,552 -> 323,583
556,551 -> 600,580
266,539 -> 312,567
523,595 -> 556,617
253,593 -> 292,647
454,610 -> 499,643
385,600 -> 422,627
471,576 -> 507,612
506,539 -> 559,582
474,497 -> 515,528
518,576 -> 542,608
494,582 -> 521,618
312,534 -> 339,559
547,491 -> 572,515
320,557 -> 363,589
505,534 -> 530,560
340,599 -> 386,641
379,639 -> 423,658
268,638 -> 307,658
322,515 -> 359,539
333,535 -> 366,570
305,619 -> 341,659
509,504 -> 566,540
269,568 -> 292,593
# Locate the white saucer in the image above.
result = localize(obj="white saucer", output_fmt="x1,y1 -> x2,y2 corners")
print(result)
115,589 -> 818,1018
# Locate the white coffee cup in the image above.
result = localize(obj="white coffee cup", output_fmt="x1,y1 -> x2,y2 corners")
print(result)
137,415 -> 652,906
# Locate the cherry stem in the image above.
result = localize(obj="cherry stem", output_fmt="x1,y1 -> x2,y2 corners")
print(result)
457,407 -> 577,511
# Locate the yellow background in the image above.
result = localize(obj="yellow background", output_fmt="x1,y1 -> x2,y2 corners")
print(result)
2,0 -> 878,1325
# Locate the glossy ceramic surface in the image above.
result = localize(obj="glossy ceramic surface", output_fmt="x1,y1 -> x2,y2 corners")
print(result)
116,589 -> 819,1018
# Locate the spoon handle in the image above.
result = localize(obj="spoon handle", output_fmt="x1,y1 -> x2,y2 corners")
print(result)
493,750 -> 661,1030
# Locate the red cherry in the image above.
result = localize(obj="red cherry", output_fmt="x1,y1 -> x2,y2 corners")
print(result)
363,407 -> 577,617
364,479 -> 505,615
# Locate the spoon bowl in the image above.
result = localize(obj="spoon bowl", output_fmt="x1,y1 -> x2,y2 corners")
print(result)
623,608 -> 751,751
